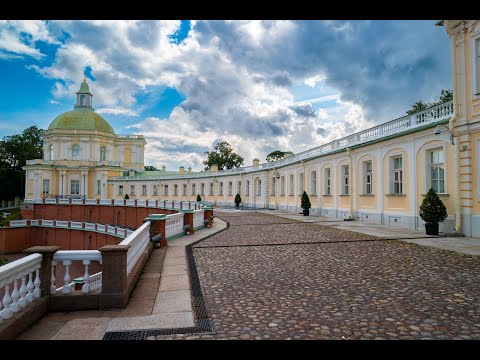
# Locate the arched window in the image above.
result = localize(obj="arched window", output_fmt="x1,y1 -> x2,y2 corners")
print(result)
100,146 -> 106,161
72,144 -> 80,159
257,179 -> 261,196
49,145 -> 54,160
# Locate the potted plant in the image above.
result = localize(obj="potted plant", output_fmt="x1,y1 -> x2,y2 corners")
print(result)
196,194 -> 202,202
234,193 -> 242,209
124,193 -> 129,200
301,191 -> 311,216
419,188 -> 447,235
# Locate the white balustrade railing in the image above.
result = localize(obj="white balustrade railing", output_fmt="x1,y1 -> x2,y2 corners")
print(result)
114,199 -> 124,206
136,200 -> 146,207
56,220 -> 69,228
165,213 -> 184,239
116,227 -> 126,237
30,220 -> 40,226
118,221 -> 151,275
173,201 -> 181,209
96,224 -> 107,233
147,200 -> 157,207
45,198 -> 57,204
107,226 -> 116,235
58,199 -> 70,205
181,201 -> 190,209
99,199 -> 112,205
88,272 -> 102,292
126,229 -> 134,237
85,199 -> 98,205
71,199 -> 83,205
125,200 -> 135,206
9,220 -> 27,227
70,221 -> 83,229
24,199 -> 34,204
34,199 -> 43,204
85,223 -> 96,231
42,220 -> 54,227
52,251 -> 102,295
165,200 -> 173,208
193,210 -> 205,229
0,253 -> 42,320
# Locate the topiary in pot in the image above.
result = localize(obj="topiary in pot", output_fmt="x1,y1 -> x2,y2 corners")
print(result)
124,193 -> 130,200
196,194 -> 201,202
419,188 -> 447,235
301,191 -> 311,216
234,193 -> 241,208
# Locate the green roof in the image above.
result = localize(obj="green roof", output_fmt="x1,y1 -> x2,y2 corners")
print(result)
77,79 -> 92,94
48,108 -> 115,133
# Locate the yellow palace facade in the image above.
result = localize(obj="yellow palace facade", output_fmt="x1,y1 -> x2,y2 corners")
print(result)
24,20 -> 480,237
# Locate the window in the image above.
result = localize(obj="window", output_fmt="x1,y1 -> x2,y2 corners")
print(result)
280,176 -> 285,196
271,177 -> 276,196
364,161 -> 373,195
164,184 -> 169,196
142,185 -> 147,196
42,179 -> 50,194
342,165 -> 349,195
429,149 -> 445,193
118,185 -> 124,195
174,184 -> 178,196
228,181 -> 232,196
97,180 -> 101,195
100,146 -> 106,161
71,180 -> 80,195
311,171 -> 317,196
475,37 -> 480,95
299,173 -> 304,195
289,174 -> 294,195
209,182 -> 214,195
246,180 -> 250,196
130,185 -> 136,196
219,182 -> 224,196
153,185 -> 158,196
392,156 -> 403,194
237,181 -> 241,195
72,144 -> 79,159
325,168 -> 331,195
257,179 -> 261,196
80,94 -> 86,106
201,183 -> 205,196
183,184 -> 187,196
192,184 -> 196,196
49,145 -> 54,160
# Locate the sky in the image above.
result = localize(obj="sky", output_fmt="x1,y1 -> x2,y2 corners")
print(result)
0,20 -> 452,171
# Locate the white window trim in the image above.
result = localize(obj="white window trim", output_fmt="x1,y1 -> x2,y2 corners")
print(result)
289,174 -> 294,196
388,152 -> 404,195
183,184 -> 187,196
174,184 -> 178,196
228,181 -> 233,196
257,179 -> 261,196
119,184 -> 124,195
324,167 -> 331,195
310,170 -> 317,196
271,177 -> 276,196
363,160 -> 373,195
164,185 -> 169,196
424,144 -> 447,194
142,185 -> 147,196
341,164 -> 349,195
280,176 -> 285,196
246,180 -> 250,196
298,172 -> 304,195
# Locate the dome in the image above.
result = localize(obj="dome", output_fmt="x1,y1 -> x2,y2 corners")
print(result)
48,108 -> 115,133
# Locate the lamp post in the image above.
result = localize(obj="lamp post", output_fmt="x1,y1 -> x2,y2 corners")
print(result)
433,125 -> 455,145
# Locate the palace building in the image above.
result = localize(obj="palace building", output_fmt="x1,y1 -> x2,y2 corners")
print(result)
24,20 -> 480,237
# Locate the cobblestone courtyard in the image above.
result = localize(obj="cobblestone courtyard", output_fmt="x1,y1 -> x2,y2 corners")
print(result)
160,212 -> 480,340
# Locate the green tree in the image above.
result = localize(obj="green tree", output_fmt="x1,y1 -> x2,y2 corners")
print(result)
266,150 -> 293,162
196,194 -> 201,202
406,89 -> 453,115
419,188 -> 448,224
301,191 -> 311,210
0,126 -> 44,200
124,193 -> 130,200
406,100 -> 431,115
203,141 -> 244,171
438,89 -> 453,103
234,193 -> 242,207
144,165 -> 158,171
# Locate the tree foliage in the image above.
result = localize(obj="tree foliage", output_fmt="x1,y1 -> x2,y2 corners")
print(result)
266,150 -> 293,162
0,126 -> 44,200
301,191 -> 311,210
203,141 -> 244,171
234,193 -> 242,206
144,165 -> 158,171
406,89 -> 453,115
419,188 -> 448,224
196,194 -> 201,202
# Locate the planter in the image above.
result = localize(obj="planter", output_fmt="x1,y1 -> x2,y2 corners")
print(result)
235,204 -> 240,209
425,222 -> 439,235
303,209 -> 309,216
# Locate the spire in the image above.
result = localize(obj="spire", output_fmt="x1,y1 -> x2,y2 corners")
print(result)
74,77 -> 93,109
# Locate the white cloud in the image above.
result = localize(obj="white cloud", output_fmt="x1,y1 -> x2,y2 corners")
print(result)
49,100 -> 60,104
96,107 -> 139,116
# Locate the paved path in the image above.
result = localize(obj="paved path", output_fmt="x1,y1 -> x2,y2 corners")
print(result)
156,211 -> 480,340
17,221 -> 226,340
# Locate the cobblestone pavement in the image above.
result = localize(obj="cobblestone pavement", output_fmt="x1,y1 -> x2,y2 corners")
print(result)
157,212 -> 480,340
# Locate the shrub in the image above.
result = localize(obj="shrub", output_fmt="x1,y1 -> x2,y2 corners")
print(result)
124,194 -> 130,200
196,194 -> 201,202
419,188 -> 448,224
234,193 -> 242,206
301,191 -> 311,210
0,258 -> 8,266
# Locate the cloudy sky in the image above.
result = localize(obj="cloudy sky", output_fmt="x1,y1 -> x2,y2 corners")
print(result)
0,20 -> 452,171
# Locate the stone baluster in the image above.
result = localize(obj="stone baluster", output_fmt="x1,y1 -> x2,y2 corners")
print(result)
26,272 -> 34,303
34,267 -> 41,299
1,284 -> 13,319
62,260 -> 72,294
10,279 -> 20,313
82,260 -> 91,294
50,260 -> 57,294
18,274 -> 27,309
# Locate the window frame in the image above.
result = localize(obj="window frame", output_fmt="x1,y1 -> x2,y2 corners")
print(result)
324,168 -> 331,195
363,160 -> 373,195
119,184 -> 124,196
342,165 -> 349,195
42,179 -> 50,194
391,155 -> 403,195
310,170 -> 317,196
142,184 -> 147,196
130,184 -> 136,196
427,147 -> 446,194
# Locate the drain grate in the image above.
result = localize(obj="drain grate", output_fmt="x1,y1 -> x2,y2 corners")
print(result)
103,326 -> 204,340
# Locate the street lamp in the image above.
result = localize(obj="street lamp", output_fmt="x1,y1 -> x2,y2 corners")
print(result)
433,125 -> 455,145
